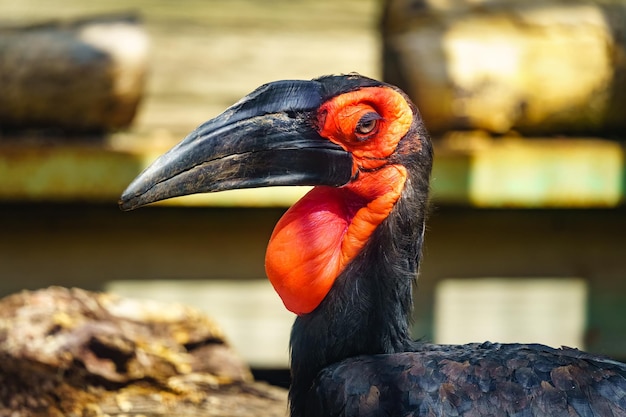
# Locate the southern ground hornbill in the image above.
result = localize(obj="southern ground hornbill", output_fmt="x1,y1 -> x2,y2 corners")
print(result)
120,74 -> 626,416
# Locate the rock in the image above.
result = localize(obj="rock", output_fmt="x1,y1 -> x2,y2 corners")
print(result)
0,287 -> 288,417
382,0 -> 626,135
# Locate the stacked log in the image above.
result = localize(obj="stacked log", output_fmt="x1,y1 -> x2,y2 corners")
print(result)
382,0 -> 626,135
0,15 -> 148,134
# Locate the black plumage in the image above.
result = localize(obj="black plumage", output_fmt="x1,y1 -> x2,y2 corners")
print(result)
308,343 -> 626,417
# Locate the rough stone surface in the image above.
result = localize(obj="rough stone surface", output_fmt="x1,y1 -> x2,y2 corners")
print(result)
0,287 -> 288,417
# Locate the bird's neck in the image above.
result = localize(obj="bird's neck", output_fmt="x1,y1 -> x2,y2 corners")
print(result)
288,170 -> 429,416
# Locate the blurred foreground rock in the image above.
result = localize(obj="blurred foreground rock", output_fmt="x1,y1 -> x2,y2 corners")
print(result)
0,15 -> 148,134
383,0 -> 626,135
0,287 -> 287,417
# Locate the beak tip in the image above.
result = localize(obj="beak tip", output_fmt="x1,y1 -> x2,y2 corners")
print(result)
118,201 -> 132,211
118,186 -> 145,211
118,196 -> 136,212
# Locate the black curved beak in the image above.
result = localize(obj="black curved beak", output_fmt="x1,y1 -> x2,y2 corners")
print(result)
119,80 -> 353,211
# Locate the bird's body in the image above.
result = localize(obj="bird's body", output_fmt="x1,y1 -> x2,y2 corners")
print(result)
120,74 -> 626,416
310,343 -> 626,417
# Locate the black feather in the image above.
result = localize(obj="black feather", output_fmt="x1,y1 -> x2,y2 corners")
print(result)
309,344 -> 626,416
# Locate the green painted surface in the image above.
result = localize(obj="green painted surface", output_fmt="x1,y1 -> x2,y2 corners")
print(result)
430,151 -> 472,204
1,139 -> 624,207
0,143 -> 312,206
469,140 -> 624,208
0,145 -> 144,202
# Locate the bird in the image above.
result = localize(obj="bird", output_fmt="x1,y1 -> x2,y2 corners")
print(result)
119,74 -> 626,417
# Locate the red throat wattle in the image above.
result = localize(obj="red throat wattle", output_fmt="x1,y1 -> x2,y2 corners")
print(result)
265,166 -> 407,315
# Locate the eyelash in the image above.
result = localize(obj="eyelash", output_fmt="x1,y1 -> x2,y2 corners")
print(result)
355,112 -> 382,139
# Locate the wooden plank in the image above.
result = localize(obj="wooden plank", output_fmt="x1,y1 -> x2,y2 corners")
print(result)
0,142 -> 150,203
434,278 -> 587,349
0,140 -> 310,206
467,139 -> 624,207
1,138 -> 624,207
430,151 -> 472,204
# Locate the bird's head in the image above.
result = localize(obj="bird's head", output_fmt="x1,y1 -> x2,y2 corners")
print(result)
120,74 -> 432,315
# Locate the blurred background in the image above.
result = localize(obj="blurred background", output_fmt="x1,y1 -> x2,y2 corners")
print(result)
1,0 -> 625,387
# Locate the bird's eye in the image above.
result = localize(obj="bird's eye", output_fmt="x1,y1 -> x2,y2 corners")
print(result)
355,112 -> 382,139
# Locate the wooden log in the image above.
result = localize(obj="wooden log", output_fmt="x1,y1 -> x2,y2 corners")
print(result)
0,15 -> 148,134
382,0 -> 626,136
0,287 -> 287,417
